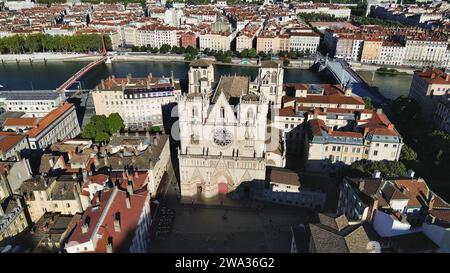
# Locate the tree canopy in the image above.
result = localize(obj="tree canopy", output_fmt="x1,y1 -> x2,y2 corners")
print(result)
82,113 -> 124,143
342,159 -> 407,178
0,33 -> 112,54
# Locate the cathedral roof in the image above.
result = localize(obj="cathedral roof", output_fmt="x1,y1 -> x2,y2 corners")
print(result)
212,76 -> 250,104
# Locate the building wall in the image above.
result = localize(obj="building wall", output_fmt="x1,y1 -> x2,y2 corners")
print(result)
422,222 -> 450,253
372,210 -> 421,237
0,208 -> 28,242
199,33 -> 233,51
360,40 -> 383,64
28,106 -> 80,150
289,34 -> 320,53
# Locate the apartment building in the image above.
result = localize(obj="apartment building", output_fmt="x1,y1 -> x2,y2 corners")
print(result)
338,173 -> 450,252
235,23 -> 260,52
257,32 -> 290,53
0,133 -> 30,161
403,38 -> 447,67
136,25 -> 179,48
378,41 -> 405,66
324,31 -> 364,61
305,108 -> 403,172
0,159 -> 33,200
26,103 -> 80,150
433,94 -> 450,133
293,3 -> 351,20
360,38 -> 383,64
409,68 -> 450,121
199,31 -> 234,51
275,84 -> 365,157
289,32 -> 320,53
92,75 -> 181,129
0,197 -> 29,242
19,175 -> 85,222
65,185 -> 151,253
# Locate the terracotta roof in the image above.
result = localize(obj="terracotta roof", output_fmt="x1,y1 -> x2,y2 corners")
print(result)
27,103 -> 75,138
67,187 -> 148,253
0,133 -> 26,154
3,117 -> 39,127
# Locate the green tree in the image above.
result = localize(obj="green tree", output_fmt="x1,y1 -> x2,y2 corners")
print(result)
108,113 -> 124,135
400,144 -> 418,162
82,123 -> 97,139
159,44 -> 172,54
363,97 -> 373,109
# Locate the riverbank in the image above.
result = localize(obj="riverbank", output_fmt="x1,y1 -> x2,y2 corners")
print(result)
349,61 -> 416,75
0,52 -> 314,69
0,53 -> 100,63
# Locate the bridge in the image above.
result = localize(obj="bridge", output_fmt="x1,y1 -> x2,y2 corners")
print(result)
314,53 -> 387,107
57,35 -> 111,92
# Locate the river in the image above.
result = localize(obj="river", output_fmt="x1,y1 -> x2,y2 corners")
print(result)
357,70 -> 413,101
0,61 -> 412,100
0,61 -> 327,90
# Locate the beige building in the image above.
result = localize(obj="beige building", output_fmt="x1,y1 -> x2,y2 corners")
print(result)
360,39 -> 383,64
92,75 -> 181,129
136,25 -> 179,48
0,197 -> 29,242
257,34 -> 290,53
19,175 -> 85,223
199,31 -> 235,51
305,109 -> 403,172
26,103 -> 80,150
409,68 -> 450,121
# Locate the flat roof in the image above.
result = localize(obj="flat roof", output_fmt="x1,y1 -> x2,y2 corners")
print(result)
0,91 -> 61,101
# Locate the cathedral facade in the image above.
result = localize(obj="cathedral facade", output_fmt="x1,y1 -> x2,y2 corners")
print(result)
177,60 -> 286,198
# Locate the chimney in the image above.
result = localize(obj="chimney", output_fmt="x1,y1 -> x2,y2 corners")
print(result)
101,79 -> 105,89
367,198 -> 379,222
127,180 -> 134,195
406,169 -> 415,178
106,237 -> 113,253
15,150 -> 21,161
446,74 -> 450,82
114,212 -> 121,232
387,123 -> 394,130
82,170 -> 88,183
376,108 -> 383,114
363,127 -> 369,137
431,73 -> 436,79
373,170 -> 381,178
359,180 -> 365,191
429,196 -> 436,210
134,171 -> 139,178
125,192 -> 131,209
344,86 -> 352,96
81,217 -> 90,234
327,127 -> 333,135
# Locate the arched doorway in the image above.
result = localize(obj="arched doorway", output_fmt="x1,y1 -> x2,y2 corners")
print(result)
218,182 -> 228,195
196,183 -> 203,194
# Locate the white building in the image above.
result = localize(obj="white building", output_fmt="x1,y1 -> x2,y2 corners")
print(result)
92,75 -> 181,129
65,186 -> 152,253
199,31 -> 235,51
289,32 -> 320,53
26,103 -> 80,150
0,91 -> 66,118
136,25 -> 179,48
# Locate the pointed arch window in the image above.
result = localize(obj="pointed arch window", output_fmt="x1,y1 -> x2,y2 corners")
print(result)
220,106 -> 225,119
192,106 -> 198,118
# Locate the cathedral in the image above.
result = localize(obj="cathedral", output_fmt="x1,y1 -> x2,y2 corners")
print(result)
177,59 -> 285,198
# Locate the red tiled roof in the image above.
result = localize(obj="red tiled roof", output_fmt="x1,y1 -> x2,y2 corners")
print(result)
27,103 -> 75,138
0,133 -> 26,154
68,187 -> 148,253
3,118 -> 39,127
278,106 -> 295,117
90,174 -> 110,186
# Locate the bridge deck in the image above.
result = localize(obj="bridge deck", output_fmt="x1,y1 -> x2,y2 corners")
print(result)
56,56 -> 106,92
